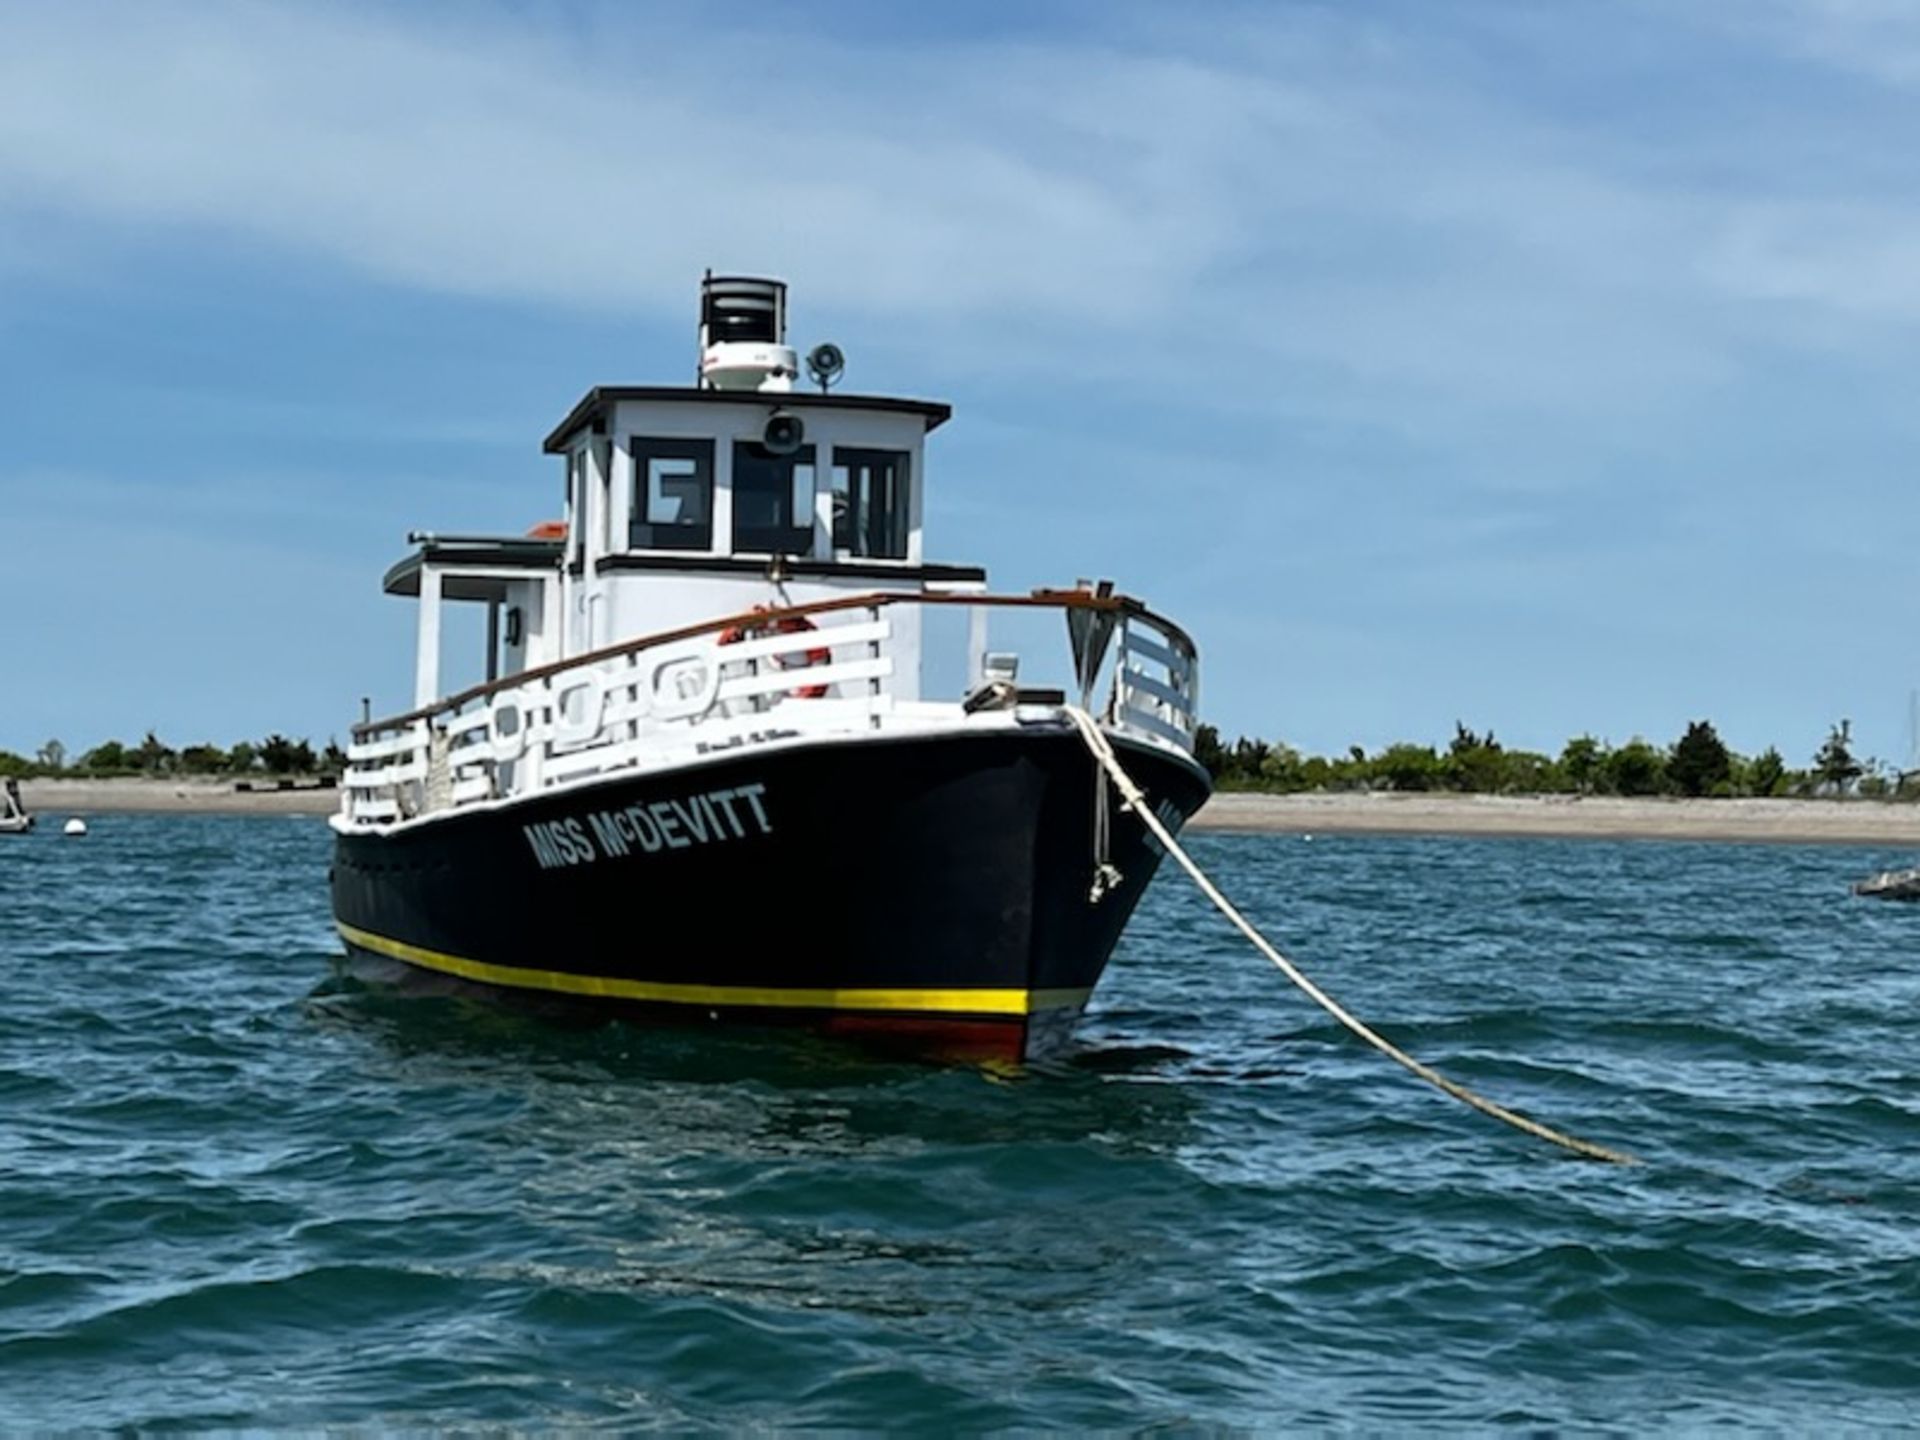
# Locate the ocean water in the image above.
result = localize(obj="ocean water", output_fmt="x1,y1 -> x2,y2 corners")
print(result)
3,815 -> 1919,1429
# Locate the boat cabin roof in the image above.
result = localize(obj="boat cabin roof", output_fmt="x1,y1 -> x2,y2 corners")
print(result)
385,374 -> 959,605
542,386 -> 951,454
383,533 -> 563,599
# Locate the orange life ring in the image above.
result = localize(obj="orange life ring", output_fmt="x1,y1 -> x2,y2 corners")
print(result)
718,606 -> 832,699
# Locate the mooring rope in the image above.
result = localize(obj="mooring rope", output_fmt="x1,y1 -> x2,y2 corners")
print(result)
1063,707 -> 1639,1166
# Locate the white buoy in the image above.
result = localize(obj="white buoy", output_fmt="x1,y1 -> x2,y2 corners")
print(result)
62,817 -> 88,837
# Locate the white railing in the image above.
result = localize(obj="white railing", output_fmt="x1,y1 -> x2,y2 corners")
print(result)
342,588 -> 1199,827
1110,611 -> 1200,748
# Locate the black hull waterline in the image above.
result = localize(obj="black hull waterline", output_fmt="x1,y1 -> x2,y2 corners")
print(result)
331,727 -> 1209,1059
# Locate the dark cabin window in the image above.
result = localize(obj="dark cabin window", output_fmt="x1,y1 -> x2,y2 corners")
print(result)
629,438 -> 714,551
831,448 -> 911,559
731,442 -> 817,556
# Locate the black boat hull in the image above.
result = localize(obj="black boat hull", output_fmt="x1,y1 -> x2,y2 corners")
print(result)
330,726 -> 1209,1059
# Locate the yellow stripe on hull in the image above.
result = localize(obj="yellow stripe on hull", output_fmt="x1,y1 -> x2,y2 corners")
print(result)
336,922 -> 1090,1017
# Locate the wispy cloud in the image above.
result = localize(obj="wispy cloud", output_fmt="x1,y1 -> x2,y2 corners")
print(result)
1708,0 -> 1920,87
1706,200 -> 1920,322
5,1 -> 1920,752
5,0 -> 1909,427
0,4 -> 1211,318
1645,1 -> 1920,324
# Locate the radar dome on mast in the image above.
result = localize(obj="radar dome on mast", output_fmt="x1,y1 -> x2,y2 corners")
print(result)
698,274 -> 798,393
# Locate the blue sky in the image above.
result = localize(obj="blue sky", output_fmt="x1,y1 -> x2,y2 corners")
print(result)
3,0 -> 1918,767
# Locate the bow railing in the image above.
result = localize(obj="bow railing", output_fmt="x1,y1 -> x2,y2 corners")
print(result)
341,588 -> 1198,826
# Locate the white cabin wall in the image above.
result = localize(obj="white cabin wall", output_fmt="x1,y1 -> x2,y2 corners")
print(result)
906,440 -> 926,564
583,398 -> 935,696
501,580 -> 530,676
532,576 -> 561,668
599,572 -> 924,701
499,577 -> 557,677
561,448 -> 588,658
580,440 -> 612,651
414,566 -> 443,707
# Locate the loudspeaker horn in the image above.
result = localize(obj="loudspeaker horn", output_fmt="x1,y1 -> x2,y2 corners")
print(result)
806,342 -> 845,391
763,410 -> 805,456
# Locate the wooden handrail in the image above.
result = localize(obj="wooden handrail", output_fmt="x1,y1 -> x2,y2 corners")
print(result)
353,586 -> 1186,739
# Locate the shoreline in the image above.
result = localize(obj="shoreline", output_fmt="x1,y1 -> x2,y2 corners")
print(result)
1191,790 -> 1920,845
12,777 -> 1920,845
16,778 -> 342,816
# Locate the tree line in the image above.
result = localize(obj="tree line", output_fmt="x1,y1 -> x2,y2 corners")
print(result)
1196,718 -> 1916,800
0,734 -> 348,779
2,717 -> 1907,798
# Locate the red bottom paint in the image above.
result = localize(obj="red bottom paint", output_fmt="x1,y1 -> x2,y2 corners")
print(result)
821,1012 -> 1030,1063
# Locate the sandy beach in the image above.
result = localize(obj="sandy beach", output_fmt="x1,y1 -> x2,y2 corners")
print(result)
1192,790 -> 1920,845
17,778 -> 343,817
13,777 -> 1920,845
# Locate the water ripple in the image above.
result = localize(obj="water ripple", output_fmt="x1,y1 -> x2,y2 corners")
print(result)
2,817 -> 1918,1426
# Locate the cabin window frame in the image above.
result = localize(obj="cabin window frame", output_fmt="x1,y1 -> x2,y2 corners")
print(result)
627,437 -> 715,552
831,447 -> 912,561
730,441 -> 819,557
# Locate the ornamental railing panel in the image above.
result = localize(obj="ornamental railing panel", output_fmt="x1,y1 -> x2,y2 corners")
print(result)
342,588 -> 1198,827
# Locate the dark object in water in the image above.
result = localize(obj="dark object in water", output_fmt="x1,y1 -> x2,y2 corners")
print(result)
1852,866 -> 1920,900
0,776 -> 31,834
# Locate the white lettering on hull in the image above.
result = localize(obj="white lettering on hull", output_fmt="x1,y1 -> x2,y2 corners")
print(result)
522,782 -> 771,869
